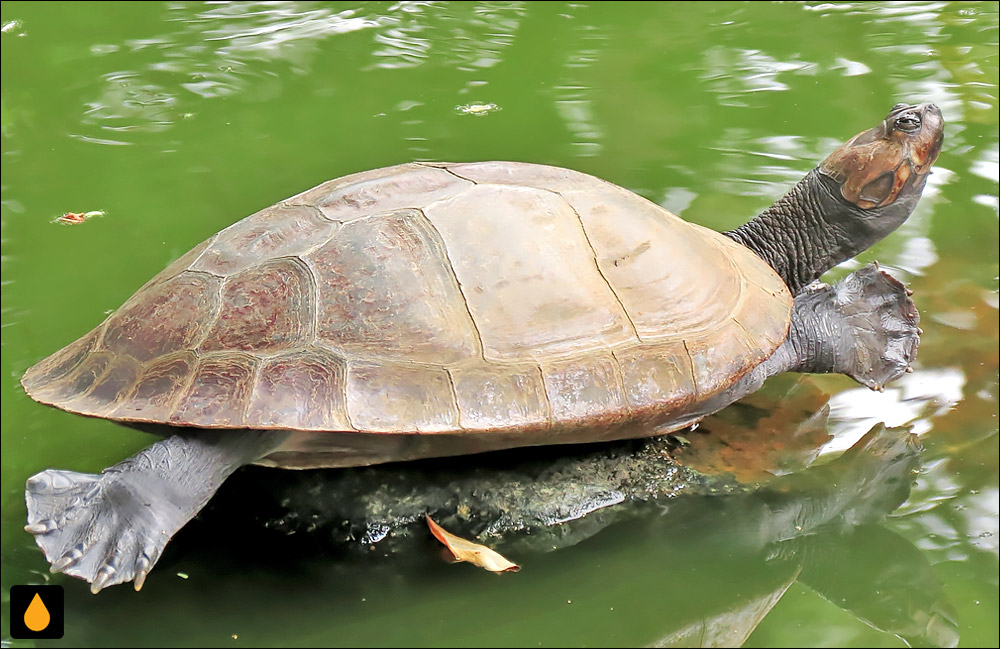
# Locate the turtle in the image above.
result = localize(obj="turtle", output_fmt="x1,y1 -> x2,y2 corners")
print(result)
21,102 -> 943,593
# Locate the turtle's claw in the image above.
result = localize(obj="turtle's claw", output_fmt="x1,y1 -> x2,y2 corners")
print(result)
135,557 -> 151,591
133,545 -> 160,592
25,521 -> 55,534
51,551 -> 81,574
50,542 -> 89,574
91,563 -> 119,594
91,570 -> 111,594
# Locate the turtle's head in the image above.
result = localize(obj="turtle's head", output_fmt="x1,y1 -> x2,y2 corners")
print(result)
726,103 -> 944,294
808,102 -> 944,270
819,102 -> 944,211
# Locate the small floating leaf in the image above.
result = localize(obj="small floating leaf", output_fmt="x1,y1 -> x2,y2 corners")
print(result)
56,212 -> 86,224
426,515 -> 520,573
455,102 -> 501,116
54,210 -> 105,225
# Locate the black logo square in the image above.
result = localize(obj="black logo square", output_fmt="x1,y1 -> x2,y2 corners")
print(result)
9,585 -> 64,639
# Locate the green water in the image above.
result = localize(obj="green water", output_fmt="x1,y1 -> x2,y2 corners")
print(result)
1,1 -> 996,646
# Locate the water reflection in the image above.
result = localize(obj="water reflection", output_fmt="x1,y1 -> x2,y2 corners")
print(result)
370,1 -> 524,71
550,17 -> 609,157
826,369 -> 966,451
709,132 -> 823,197
160,413 -> 956,648
804,1 -> 952,27
896,235 -> 939,275
700,46 -> 813,105
78,2 -> 528,141
970,142 -> 1000,183
81,3 -> 379,136
647,519 -> 958,647
1,18 -> 25,36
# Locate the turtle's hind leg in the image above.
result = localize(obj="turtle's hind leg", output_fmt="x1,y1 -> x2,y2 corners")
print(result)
25,430 -> 283,593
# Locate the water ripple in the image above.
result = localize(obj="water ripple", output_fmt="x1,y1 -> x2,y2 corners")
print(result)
368,2 -> 524,71
73,2 -> 531,144
78,3 -> 382,141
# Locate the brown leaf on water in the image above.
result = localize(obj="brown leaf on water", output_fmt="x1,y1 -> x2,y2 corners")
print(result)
56,212 -> 87,224
54,210 -> 105,225
426,515 -> 520,573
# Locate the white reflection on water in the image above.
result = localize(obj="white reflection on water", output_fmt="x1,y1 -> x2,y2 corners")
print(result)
970,142 -> 1000,183
660,187 -> 697,215
193,3 -> 378,59
700,47 -> 815,107
950,487 -> 999,556
552,20 -> 609,157
896,235 -> 940,276
555,96 -> 603,156
369,2 -> 524,71
1,19 -> 25,36
804,1 -> 952,22
370,13 -> 430,70
897,466 -> 999,562
874,161 -> 953,276
711,132 -> 827,198
832,56 -> 871,77
822,368 -> 966,455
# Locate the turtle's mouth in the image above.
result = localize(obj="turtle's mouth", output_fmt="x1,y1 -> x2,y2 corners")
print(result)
819,102 -> 944,210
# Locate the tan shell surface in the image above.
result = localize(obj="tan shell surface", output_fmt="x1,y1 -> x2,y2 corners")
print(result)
21,162 -> 792,436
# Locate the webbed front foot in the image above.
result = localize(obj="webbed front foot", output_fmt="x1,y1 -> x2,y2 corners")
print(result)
832,263 -> 920,389
791,263 -> 920,390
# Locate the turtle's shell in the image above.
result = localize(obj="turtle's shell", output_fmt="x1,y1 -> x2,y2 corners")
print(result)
22,162 -> 791,439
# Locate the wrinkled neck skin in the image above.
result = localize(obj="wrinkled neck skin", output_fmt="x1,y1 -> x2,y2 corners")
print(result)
725,168 -> 923,294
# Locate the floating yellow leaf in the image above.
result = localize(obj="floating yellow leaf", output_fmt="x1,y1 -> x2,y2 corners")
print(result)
426,515 -> 520,573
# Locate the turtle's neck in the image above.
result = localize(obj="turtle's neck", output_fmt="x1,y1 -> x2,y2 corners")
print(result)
724,169 -> 856,295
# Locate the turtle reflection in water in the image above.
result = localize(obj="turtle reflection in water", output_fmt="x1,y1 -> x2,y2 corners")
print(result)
22,103 -> 944,593
200,390 -> 957,648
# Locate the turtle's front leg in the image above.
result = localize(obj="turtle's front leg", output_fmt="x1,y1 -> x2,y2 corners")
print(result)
25,430 -> 284,593
781,263 -> 920,389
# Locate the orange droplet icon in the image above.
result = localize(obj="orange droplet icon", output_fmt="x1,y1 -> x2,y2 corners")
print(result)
24,592 -> 51,632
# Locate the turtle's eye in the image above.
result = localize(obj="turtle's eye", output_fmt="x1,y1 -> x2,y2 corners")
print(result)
894,111 -> 921,133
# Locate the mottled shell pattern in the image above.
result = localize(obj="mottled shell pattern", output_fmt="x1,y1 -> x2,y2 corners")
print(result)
21,162 -> 792,438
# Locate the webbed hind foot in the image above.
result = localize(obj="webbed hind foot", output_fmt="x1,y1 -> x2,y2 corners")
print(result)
26,468 -> 183,592
25,430 -> 283,592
